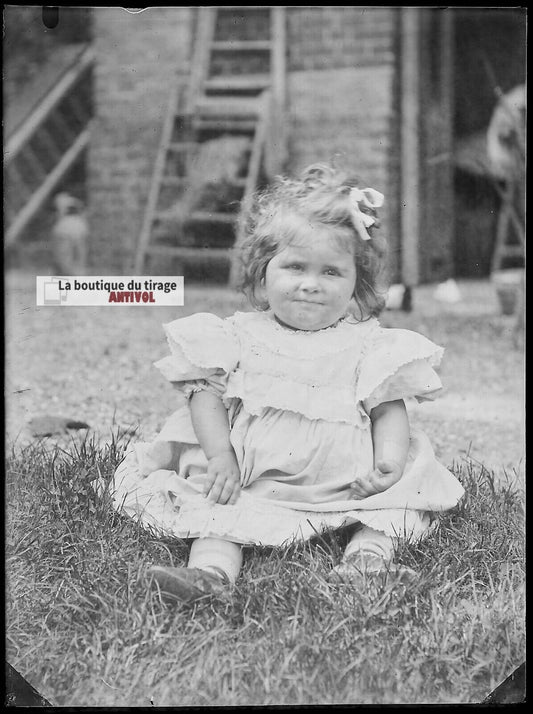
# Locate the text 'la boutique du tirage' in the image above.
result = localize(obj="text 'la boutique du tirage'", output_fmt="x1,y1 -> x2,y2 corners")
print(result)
57,279 -> 179,293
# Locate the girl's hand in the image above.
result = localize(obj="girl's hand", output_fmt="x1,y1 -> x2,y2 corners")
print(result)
348,460 -> 403,500
204,451 -> 241,505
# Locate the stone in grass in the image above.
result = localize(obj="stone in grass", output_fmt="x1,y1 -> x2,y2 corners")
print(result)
28,415 -> 91,437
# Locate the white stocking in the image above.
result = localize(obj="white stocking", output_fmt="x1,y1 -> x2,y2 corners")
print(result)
188,537 -> 243,583
343,525 -> 395,561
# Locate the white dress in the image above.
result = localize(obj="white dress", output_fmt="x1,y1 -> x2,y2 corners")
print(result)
109,311 -> 464,546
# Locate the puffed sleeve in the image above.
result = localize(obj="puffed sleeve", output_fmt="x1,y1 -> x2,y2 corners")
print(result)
153,312 -> 240,398
356,328 -> 444,414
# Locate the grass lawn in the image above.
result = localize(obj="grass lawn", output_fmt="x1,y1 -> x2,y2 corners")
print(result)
6,433 -> 524,706
5,274 -> 525,705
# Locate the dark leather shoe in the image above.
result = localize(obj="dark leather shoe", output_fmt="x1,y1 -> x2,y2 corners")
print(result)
147,565 -> 230,604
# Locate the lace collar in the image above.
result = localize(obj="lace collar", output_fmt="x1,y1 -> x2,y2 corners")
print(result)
271,312 -> 348,334
230,310 -> 380,357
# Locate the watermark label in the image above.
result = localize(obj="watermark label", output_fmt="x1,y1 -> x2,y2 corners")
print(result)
36,276 -> 184,306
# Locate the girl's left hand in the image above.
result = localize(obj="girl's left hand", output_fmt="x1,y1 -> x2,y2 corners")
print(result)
348,460 -> 403,500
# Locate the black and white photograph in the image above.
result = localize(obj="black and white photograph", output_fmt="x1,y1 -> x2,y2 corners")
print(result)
4,5 -> 525,706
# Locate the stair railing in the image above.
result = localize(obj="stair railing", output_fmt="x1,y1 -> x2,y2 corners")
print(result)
133,8 -> 215,272
4,45 -> 94,246
228,89 -> 271,287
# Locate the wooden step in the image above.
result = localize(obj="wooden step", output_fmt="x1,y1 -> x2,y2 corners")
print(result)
193,118 -> 257,133
159,175 -> 246,192
204,73 -> 271,92
147,245 -> 232,260
217,5 -> 268,10
160,175 -> 246,188
153,210 -> 238,225
194,96 -> 262,118
211,40 -> 272,52
498,245 -> 524,257
167,141 -> 198,153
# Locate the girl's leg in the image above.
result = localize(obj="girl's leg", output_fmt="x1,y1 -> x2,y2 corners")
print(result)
148,537 -> 242,603
188,537 -> 243,584
330,525 -> 415,582
343,525 -> 395,562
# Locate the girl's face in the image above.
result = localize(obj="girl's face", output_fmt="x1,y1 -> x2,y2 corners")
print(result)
263,217 -> 357,331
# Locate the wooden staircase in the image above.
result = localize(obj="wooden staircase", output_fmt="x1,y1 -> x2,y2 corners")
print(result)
4,45 -> 94,247
134,6 -> 287,283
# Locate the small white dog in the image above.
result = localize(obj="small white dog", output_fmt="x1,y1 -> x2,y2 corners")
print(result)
52,192 -> 89,274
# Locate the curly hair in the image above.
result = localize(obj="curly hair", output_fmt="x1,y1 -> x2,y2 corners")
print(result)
237,163 -> 389,319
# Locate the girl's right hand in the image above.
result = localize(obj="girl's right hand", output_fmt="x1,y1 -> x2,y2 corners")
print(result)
204,451 -> 241,505
348,460 -> 403,499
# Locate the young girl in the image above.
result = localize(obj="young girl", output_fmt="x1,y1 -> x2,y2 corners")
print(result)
109,164 -> 464,603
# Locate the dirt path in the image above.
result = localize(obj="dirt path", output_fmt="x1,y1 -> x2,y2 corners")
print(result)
6,271 -> 524,485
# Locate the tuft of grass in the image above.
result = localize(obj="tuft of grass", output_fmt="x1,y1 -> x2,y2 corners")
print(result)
6,434 -> 525,706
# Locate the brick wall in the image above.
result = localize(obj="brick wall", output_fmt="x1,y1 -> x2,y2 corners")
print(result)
88,7 -> 401,279
286,7 -> 401,280
87,7 -> 193,272
286,66 -> 400,279
287,6 -> 397,70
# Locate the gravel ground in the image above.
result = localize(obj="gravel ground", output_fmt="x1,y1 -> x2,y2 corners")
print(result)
5,270 -> 524,485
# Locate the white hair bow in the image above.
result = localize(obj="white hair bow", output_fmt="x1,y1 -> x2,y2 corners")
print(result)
349,187 -> 385,240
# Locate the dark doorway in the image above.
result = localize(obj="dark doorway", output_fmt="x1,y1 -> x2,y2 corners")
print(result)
452,8 -> 526,277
